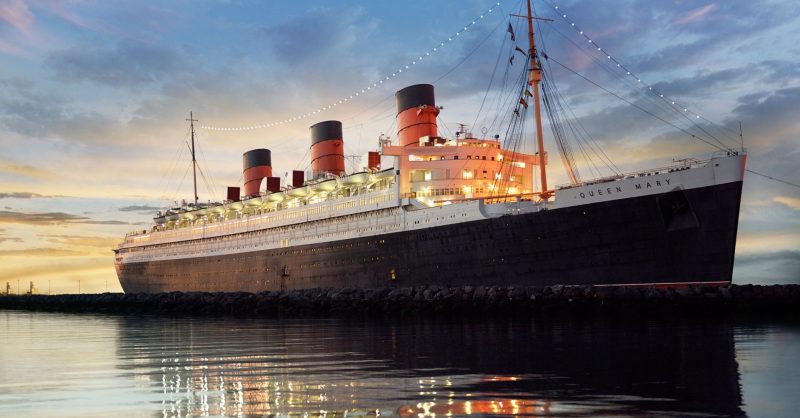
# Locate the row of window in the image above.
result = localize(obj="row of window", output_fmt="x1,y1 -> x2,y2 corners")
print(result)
124,208 -> 404,262
131,191 -> 397,247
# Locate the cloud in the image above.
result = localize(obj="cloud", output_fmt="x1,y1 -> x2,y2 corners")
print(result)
257,7 -> 365,66
81,219 -> 141,225
0,80 -> 69,138
0,247 -> 82,257
774,196 -> 800,211
649,68 -> 745,98
0,0 -> 34,34
0,236 -> 23,244
0,227 -> 23,244
734,250 -> 800,285
118,204 -> 160,212
0,210 -> 138,226
730,86 -> 800,135
0,163 -> 52,179
0,192 -> 63,198
0,79 -> 129,147
0,210 -> 87,225
44,234 -> 120,253
674,4 -> 718,25
46,39 -> 187,87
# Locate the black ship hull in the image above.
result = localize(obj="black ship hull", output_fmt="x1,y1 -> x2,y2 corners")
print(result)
117,181 -> 743,293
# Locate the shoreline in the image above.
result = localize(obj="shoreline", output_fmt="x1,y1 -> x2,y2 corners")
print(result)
1,284 -> 798,317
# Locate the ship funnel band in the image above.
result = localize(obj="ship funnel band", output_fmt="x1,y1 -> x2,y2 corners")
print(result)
243,148 -> 272,170
310,120 -> 343,144
310,152 -> 346,165
396,84 -> 435,114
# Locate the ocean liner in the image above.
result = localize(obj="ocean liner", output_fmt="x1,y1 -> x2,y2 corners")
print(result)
114,1 -> 746,293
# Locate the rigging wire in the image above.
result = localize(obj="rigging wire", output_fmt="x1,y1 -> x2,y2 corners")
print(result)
535,19 -> 621,178
541,0 -> 735,151
470,17 -> 510,131
547,56 -> 729,152
156,130 -> 190,205
167,163 -> 193,207
746,169 -> 800,189
542,17 -> 733,153
539,1 -> 799,190
193,130 -> 220,202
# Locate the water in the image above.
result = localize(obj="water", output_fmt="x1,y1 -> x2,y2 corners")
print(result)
0,311 -> 798,417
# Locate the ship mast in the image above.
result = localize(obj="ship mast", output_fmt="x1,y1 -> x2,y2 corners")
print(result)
187,112 -> 199,206
526,0 -> 549,197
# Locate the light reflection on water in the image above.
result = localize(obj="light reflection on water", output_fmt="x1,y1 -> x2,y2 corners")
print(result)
0,311 -> 798,417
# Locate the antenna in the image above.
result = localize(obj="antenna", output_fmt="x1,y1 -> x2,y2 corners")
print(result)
345,154 -> 362,172
187,112 -> 199,206
739,121 -> 744,150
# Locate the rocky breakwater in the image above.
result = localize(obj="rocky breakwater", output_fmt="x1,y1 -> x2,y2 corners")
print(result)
0,284 -> 798,317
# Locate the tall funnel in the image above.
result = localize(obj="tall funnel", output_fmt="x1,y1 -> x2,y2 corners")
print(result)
396,84 -> 439,147
242,148 -> 272,197
310,120 -> 345,178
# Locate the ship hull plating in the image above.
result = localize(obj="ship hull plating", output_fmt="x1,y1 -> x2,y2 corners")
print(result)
116,181 -> 743,293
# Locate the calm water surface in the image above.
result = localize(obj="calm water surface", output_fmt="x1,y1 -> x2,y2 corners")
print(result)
0,311 -> 798,417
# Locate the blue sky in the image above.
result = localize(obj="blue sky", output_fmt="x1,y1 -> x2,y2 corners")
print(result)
1,0 -> 798,293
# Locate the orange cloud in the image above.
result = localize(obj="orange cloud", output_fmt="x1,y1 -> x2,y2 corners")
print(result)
0,163 -> 52,180
736,231 -> 800,254
674,4 -> 718,25
44,234 -> 120,254
774,196 -> 800,211
0,247 -> 82,256
0,210 -> 137,226
0,0 -> 34,33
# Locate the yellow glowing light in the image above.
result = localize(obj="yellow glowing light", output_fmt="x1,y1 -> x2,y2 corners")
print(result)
462,185 -> 472,194
462,170 -> 473,179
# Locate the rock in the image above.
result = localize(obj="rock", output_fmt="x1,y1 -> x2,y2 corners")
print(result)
550,284 -> 564,296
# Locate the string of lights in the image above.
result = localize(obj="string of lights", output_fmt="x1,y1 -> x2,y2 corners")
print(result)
199,1 -> 506,132
543,0 -> 734,148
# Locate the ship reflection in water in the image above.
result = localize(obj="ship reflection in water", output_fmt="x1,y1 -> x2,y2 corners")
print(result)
114,317 -> 746,417
3,312 -> 799,417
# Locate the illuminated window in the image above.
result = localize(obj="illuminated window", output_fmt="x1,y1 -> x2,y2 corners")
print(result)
462,170 -> 473,179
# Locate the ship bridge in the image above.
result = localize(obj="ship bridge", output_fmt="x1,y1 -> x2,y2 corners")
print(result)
382,135 -> 544,206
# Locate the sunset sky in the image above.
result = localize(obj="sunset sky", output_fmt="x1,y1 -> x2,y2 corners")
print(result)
1,0 -> 798,294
